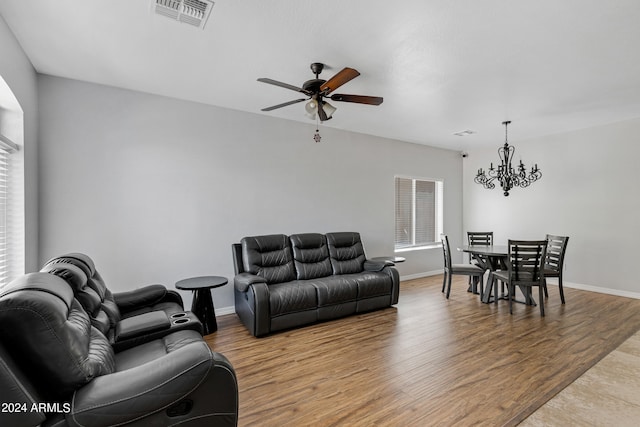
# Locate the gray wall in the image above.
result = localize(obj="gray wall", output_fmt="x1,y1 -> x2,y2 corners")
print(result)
463,118 -> 640,296
38,75 -> 462,312
0,15 -> 39,273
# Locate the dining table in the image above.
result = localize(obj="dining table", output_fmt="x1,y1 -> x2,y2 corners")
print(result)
458,244 -> 537,306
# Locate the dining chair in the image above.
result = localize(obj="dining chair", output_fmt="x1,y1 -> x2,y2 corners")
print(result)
467,231 -> 494,247
542,234 -> 570,304
466,232 -> 494,293
440,234 -> 485,299
491,240 -> 548,316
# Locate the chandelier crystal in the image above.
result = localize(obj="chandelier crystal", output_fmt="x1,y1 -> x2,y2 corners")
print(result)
474,121 -> 541,196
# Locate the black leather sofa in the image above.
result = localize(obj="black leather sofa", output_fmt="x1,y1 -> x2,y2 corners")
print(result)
41,253 -> 202,351
0,272 -> 238,427
232,232 -> 400,337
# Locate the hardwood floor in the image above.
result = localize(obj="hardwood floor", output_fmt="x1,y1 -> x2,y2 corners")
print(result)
206,275 -> 640,426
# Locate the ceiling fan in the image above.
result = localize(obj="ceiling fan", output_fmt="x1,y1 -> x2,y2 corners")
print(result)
257,62 -> 383,121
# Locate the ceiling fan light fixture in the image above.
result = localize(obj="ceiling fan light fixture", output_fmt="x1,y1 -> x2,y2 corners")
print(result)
322,101 -> 336,118
305,99 -> 317,115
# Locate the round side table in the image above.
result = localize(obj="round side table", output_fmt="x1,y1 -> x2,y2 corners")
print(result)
175,276 -> 227,334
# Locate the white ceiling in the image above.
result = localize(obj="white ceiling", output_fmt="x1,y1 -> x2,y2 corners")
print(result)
2,0 -> 640,150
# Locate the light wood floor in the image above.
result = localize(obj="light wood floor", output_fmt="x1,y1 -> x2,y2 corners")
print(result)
206,275 -> 640,426
521,330 -> 640,426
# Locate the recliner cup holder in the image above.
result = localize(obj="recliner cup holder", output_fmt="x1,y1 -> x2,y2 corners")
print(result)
170,312 -> 188,319
173,318 -> 190,325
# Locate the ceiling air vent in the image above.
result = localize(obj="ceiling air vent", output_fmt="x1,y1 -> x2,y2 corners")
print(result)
154,0 -> 214,29
453,130 -> 476,137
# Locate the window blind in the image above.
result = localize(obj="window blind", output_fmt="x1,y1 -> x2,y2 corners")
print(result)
395,178 -> 413,248
0,134 -> 18,287
395,177 -> 442,250
414,179 -> 436,245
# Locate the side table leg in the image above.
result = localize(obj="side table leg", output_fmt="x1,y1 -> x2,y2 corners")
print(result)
192,288 -> 218,334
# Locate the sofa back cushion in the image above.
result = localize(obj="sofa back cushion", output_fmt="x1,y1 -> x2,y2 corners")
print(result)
40,262 -> 112,336
43,253 -> 122,327
0,273 -> 115,401
290,233 -> 332,280
242,234 -> 296,284
326,232 -> 366,275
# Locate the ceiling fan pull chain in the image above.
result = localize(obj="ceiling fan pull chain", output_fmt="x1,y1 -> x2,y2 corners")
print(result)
313,116 -> 322,143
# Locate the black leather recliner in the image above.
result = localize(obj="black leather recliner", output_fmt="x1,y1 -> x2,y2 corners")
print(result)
41,258 -> 203,352
0,272 -> 238,427
42,252 -> 184,318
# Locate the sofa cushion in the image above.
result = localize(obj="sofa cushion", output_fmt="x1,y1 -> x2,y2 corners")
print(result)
353,271 -> 394,298
268,281 -> 317,316
114,329 -> 204,371
290,233 -> 332,280
308,276 -> 358,306
242,234 -> 296,284
326,232 -> 366,275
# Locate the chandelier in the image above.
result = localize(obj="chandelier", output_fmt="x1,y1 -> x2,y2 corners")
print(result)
474,121 -> 541,196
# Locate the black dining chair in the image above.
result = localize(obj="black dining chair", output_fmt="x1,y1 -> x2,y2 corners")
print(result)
466,232 -> 494,293
440,234 -> 485,299
491,240 -> 548,316
542,234 -> 570,304
467,231 -> 494,247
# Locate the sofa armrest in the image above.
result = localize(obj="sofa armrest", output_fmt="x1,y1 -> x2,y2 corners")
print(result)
69,340 -> 226,427
364,260 -> 392,272
114,311 -> 171,342
234,280 -> 271,337
384,266 -> 400,305
113,284 -> 175,313
234,273 -> 266,292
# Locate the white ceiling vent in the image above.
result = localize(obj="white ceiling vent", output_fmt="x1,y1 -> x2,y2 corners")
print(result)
453,130 -> 476,137
154,0 -> 215,29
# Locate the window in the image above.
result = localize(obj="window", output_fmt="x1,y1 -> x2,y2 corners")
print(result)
0,134 -> 19,287
395,176 -> 443,251
0,75 -> 25,288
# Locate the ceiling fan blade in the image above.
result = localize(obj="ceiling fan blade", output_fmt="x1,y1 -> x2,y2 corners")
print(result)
257,78 -> 311,95
319,68 -> 360,94
330,94 -> 384,105
261,98 -> 306,111
317,101 -> 329,121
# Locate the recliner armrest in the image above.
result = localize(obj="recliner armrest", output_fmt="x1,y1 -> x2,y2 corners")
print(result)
364,260 -> 392,272
69,340 -> 225,427
114,311 -> 171,342
234,273 -> 266,292
113,284 -> 169,313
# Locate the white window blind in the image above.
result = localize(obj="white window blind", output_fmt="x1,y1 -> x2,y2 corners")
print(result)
0,134 -> 18,287
395,176 -> 443,251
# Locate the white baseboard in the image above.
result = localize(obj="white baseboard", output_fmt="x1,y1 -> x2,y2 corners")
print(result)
400,269 -> 444,281
216,305 -> 236,316
559,280 -> 640,300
